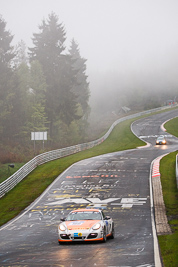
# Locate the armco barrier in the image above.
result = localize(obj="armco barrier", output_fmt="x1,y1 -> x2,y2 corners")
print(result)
0,105 -> 175,198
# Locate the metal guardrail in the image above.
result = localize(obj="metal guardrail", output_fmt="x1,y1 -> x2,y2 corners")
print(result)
0,105 -> 175,198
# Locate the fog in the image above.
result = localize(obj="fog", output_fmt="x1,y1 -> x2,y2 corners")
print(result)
1,0 -> 178,118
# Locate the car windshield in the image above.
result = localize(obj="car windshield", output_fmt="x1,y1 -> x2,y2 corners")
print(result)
157,137 -> 165,141
66,211 -> 102,221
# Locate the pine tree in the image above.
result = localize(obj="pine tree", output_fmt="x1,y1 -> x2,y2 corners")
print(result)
0,15 -> 15,141
29,13 -> 79,140
28,13 -> 66,76
0,16 -> 14,69
12,62 -> 30,142
13,40 -> 28,68
29,60 -> 48,132
69,39 -> 90,118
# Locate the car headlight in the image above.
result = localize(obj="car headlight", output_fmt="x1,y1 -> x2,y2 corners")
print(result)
92,223 -> 101,230
59,224 -> 66,231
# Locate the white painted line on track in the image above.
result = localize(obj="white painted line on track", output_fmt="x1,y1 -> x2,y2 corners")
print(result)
130,121 -> 151,148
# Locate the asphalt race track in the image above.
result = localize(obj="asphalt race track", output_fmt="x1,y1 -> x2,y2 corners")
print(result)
0,109 -> 177,267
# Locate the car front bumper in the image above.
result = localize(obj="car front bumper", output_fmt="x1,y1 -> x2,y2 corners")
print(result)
156,141 -> 166,145
58,229 -> 104,242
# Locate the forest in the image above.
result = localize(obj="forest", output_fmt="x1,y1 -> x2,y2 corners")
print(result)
0,12 -> 177,164
0,13 -> 90,162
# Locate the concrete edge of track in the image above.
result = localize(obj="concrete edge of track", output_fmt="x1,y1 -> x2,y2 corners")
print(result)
131,120 -> 162,266
130,121 -> 151,148
161,116 -> 178,132
150,159 -> 163,267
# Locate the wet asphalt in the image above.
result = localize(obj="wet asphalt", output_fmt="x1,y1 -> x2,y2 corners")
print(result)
0,109 -> 177,267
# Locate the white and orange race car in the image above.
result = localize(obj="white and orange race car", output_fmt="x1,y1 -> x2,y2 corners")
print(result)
58,208 -> 114,244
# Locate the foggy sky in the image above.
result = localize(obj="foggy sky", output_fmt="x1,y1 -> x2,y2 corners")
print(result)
1,0 -> 178,98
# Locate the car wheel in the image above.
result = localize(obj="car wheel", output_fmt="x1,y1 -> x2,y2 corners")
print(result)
103,228 -> 107,242
110,224 -> 115,239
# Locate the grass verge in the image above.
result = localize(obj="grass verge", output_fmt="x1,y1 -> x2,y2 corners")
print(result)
0,163 -> 25,184
159,151 -> 178,266
0,118 -> 145,227
164,116 -> 178,138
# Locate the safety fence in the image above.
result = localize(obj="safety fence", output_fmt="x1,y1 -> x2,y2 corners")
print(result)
0,105 -> 175,198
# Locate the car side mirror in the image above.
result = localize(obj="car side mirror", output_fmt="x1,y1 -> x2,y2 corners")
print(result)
60,217 -> 66,221
104,216 -> 111,220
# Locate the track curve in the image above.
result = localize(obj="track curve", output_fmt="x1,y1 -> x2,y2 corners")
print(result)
0,109 -> 177,267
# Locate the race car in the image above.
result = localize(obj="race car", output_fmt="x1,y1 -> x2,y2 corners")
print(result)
58,208 -> 114,244
156,135 -> 167,145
